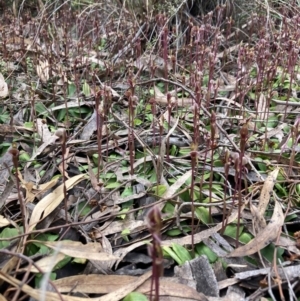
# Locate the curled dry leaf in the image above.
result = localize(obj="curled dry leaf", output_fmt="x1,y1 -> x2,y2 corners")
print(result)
257,93 -> 268,121
36,59 -> 50,82
0,73 -> 8,98
250,167 -> 279,235
153,86 -> 194,106
250,201 -> 266,234
258,167 -> 279,217
0,215 -> 10,227
26,119 -> 63,168
227,200 -> 284,257
18,171 -> 58,203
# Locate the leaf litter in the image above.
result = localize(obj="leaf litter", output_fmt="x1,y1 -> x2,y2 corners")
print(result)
0,2 -> 300,301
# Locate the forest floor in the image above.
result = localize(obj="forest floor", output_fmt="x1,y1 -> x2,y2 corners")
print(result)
0,1 -> 300,300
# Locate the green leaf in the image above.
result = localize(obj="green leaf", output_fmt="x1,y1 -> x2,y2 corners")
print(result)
73,202 -> 92,217
119,208 -> 130,219
35,233 -> 59,242
134,118 -> 142,126
163,246 -> 182,265
172,243 -> 192,264
68,82 -> 76,97
285,213 -> 298,222
35,103 -> 48,115
105,182 -> 121,189
166,226 -> 190,237
275,183 -> 288,197
223,224 -> 243,239
123,292 -> 148,301
54,255 -> 72,270
170,144 -> 177,156
195,242 -> 218,263
239,232 -> 253,244
0,113 -> 9,123
31,233 -> 59,255
121,187 -> 133,198
82,81 -> 91,97
163,202 -> 175,214
24,122 -> 34,129
73,257 -> 87,264
151,185 -> 167,196
57,108 -> 67,121
99,173 -> 116,179
121,229 -> 130,242
35,272 -> 56,288
121,228 -> 130,235
19,151 -> 31,162
0,228 -> 20,249
260,243 -> 284,263
195,207 -> 210,224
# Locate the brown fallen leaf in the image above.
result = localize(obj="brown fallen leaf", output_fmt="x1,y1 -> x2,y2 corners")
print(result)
257,93 -> 268,121
26,119 -> 63,168
1,262 -> 207,301
53,274 -> 208,300
251,168 -> 279,234
0,255 -> 19,287
28,174 -> 87,232
32,240 -> 118,262
153,86 -> 194,106
87,155 -> 101,192
114,241 -> 148,269
162,170 -> 192,200
19,253 -> 66,273
0,72 -> 8,98
258,167 -> 279,217
18,172 -> 59,203
250,201 -> 266,234
0,270 -> 81,301
0,293 -> 8,301
227,200 -> 284,257
96,270 -> 152,301
0,215 -> 10,227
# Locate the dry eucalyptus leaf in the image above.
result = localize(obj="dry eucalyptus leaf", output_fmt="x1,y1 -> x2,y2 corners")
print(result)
0,215 -> 10,227
26,120 -> 64,168
153,86 -> 194,106
18,173 -> 58,203
28,174 -> 86,232
20,253 -> 65,273
0,270 -> 83,301
257,93 -> 268,121
258,167 -> 279,216
227,200 -> 284,257
114,241 -> 148,269
101,220 -> 145,236
36,59 -> 50,82
163,170 -> 192,199
53,274 -> 208,300
53,274 -> 144,294
36,241 -> 118,262
250,201 -> 266,234
96,270 -> 152,301
36,118 -> 53,142
0,73 -> 8,98
87,155 -> 101,192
